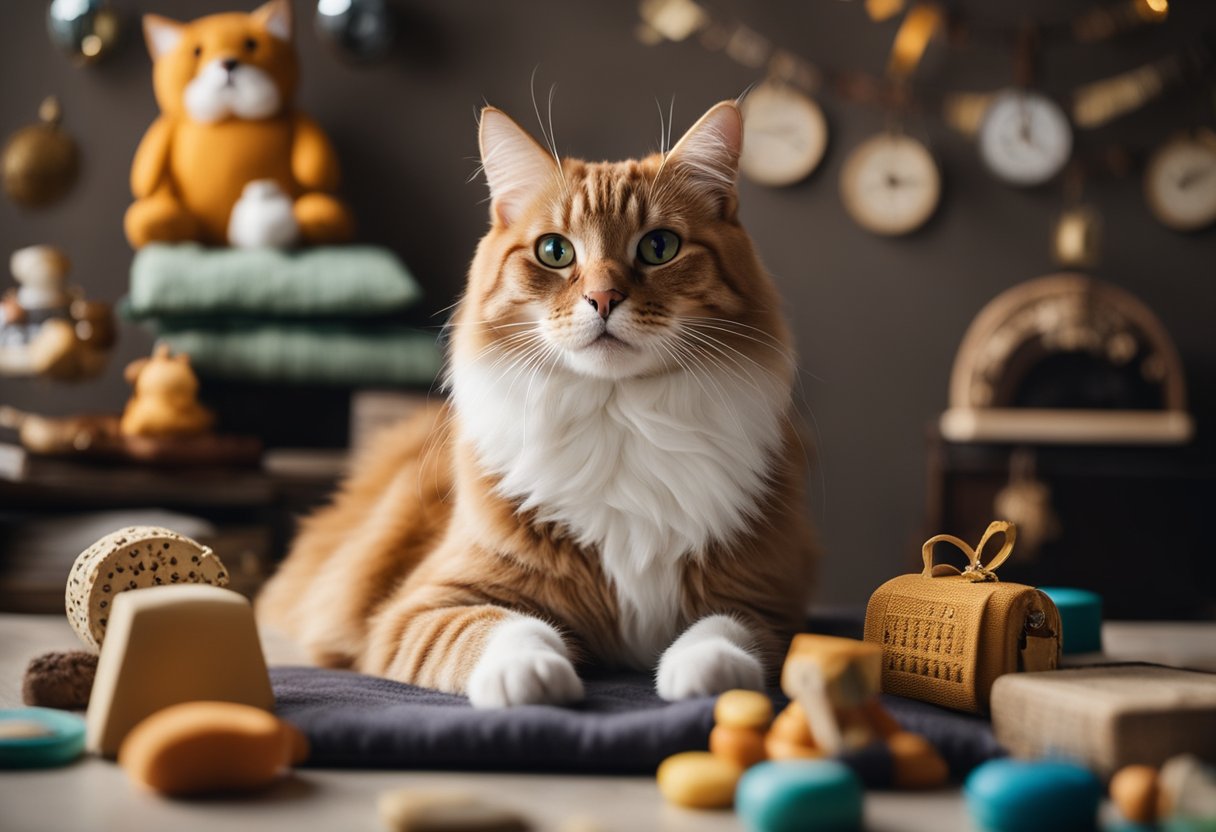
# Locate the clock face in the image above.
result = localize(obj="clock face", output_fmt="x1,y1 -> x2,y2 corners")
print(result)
1144,132 -> 1216,231
839,133 -> 941,236
740,84 -> 829,187
979,90 -> 1073,187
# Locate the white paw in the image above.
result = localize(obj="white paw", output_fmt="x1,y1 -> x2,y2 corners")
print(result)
227,179 -> 299,249
466,618 -> 585,708
657,638 -> 765,701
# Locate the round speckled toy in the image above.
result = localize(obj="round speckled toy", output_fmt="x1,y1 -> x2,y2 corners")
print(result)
0,708 -> 86,768
66,526 -> 228,651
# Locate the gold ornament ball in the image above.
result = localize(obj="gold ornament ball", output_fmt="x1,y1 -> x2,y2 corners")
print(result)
2,97 -> 80,209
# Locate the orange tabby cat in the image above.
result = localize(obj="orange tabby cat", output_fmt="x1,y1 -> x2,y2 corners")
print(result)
257,101 -> 816,706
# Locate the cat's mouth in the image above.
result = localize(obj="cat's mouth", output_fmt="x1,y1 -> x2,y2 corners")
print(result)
586,331 -> 631,350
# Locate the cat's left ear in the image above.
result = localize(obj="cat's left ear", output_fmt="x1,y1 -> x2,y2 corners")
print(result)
666,101 -> 743,217
479,107 -> 559,227
253,0 -> 293,42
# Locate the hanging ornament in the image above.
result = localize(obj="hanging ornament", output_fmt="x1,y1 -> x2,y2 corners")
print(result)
47,0 -> 122,65
2,97 -> 80,209
1052,167 -> 1102,268
1052,206 -> 1102,268
993,449 -> 1059,561
315,0 -> 397,65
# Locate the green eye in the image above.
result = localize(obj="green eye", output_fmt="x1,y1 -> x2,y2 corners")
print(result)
637,229 -> 680,266
536,234 -> 575,269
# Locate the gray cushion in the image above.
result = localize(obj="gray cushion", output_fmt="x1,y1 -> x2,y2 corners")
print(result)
270,667 -> 1003,777
128,244 -> 423,319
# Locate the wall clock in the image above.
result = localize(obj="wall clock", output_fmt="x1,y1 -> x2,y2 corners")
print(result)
839,133 -> 940,236
1143,130 -> 1216,232
978,90 -> 1073,187
739,83 -> 829,187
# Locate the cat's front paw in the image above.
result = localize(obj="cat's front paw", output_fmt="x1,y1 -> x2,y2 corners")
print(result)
656,636 -> 765,701
466,618 -> 584,708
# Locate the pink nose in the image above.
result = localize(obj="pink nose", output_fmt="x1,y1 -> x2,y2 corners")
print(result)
584,289 -> 626,320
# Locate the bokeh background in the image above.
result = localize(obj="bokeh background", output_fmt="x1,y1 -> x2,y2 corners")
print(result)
1,0 -> 1213,610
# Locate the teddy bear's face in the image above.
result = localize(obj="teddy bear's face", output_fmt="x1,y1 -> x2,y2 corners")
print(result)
145,0 -> 297,124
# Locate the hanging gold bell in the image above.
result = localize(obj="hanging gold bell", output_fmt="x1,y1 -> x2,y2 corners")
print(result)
1052,205 -> 1103,268
2,96 -> 80,209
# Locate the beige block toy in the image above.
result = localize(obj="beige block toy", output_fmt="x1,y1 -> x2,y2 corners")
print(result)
85,585 -> 273,756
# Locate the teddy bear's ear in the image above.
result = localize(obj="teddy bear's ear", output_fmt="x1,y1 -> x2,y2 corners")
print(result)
124,358 -> 149,385
252,0 -> 293,43
143,14 -> 184,60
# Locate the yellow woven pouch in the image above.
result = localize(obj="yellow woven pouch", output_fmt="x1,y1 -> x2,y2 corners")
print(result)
863,521 -> 1062,714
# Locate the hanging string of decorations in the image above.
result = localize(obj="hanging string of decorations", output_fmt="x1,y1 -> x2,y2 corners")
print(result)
636,0 -> 1216,246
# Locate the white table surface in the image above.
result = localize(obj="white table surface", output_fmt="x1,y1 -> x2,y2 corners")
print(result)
2,614 -> 1213,832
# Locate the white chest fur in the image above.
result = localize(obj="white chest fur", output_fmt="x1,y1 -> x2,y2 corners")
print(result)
451,347 -> 789,667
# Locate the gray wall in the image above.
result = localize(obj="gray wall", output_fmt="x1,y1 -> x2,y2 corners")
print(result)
2,1 -> 1213,604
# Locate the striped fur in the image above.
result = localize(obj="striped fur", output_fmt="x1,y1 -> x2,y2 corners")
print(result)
257,101 -> 817,706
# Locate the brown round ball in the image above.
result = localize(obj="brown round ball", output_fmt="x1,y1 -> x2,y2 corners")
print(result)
22,650 -> 98,710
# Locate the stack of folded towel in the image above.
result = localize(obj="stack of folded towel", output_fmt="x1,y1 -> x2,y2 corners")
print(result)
124,244 -> 442,387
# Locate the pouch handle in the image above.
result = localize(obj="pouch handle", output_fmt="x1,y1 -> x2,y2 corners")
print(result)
921,520 -> 1017,582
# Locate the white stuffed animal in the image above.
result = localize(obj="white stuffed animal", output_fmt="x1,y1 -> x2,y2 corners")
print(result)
226,179 -> 300,249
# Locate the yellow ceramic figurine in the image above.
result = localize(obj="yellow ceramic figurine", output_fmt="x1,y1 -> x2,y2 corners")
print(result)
120,345 -> 215,438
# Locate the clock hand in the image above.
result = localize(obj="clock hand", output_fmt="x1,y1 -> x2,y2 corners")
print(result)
1176,165 -> 1215,190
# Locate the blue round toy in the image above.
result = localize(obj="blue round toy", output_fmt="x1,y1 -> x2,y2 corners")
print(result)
965,759 -> 1101,832
736,760 -> 864,832
0,707 -> 86,768
1040,586 -> 1103,654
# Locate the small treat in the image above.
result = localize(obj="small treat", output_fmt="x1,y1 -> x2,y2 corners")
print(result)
119,701 -> 306,796
66,525 -> 228,651
22,650 -> 98,709
377,789 -> 530,832
656,751 -> 743,809
765,702 -> 820,761
964,759 -> 1101,832
709,725 -> 767,769
0,707 -> 86,768
1110,764 -> 1159,824
887,731 -> 949,790
86,585 -> 273,756
714,689 -> 774,730
736,760 -> 863,832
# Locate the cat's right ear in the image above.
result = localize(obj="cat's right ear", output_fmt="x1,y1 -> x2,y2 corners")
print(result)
478,107 -> 557,227
143,14 -> 184,59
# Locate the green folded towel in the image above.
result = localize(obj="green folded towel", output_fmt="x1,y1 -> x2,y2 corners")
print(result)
128,244 -> 423,320
157,323 -> 443,386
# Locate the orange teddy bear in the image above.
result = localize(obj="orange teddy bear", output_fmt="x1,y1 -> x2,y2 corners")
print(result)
125,0 -> 353,249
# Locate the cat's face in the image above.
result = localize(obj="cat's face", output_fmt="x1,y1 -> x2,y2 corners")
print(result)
457,102 -> 788,382
142,0 -> 296,124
